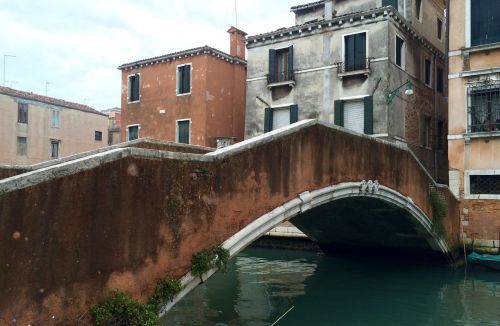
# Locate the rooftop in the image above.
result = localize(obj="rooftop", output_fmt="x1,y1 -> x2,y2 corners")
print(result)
0,86 -> 106,117
118,45 -> 246,71
290,0 -> 324,12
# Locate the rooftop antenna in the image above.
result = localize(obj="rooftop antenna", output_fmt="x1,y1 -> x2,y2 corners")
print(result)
3,54 -> 16,87
234,0 -> 238,28
45,81 -> 51,96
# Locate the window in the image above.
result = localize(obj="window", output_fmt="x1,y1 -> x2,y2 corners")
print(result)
333,96 -> 373,134
128,74 -> 140,102
177,120 -> 190,144
127,125 -> 139,141
471,0 -> 500,46
395,35 -> 405,69
468,82 -> 500,133
424,59 -> 431,86
344,32 -> 367,72
436,67 -> 444,93
437,18 -> 443,40
415,0 -> 422,21
470,175 -> 500,194
264,105 -> 299,132
18,103 -> 28,123
268,46 -> 294,83
50,140 -> 60,159
382,0 -> 398,10
51,110 -> 60,128
95,131 -> 102,141
17,137 -> 27,156
437,120 -> 445,150
177,64 -> 191,95
421,115 -> 431,147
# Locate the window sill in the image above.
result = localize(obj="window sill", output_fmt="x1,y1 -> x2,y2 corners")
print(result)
465,131 -> 500,139
127,100 -> 140,104
267,80 -> 295,89
464,194 -> 500,200
176,92 -> 192,97
337,68 -> 370,79
464,42 -> 500,54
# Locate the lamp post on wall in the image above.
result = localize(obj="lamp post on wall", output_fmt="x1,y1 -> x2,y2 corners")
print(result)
386,80 -> 414,105
3,54 -> 16,87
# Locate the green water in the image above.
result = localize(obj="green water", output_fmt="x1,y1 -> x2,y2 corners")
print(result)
162,247 -> 500,326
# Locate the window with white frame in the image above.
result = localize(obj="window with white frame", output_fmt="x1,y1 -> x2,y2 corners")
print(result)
395,35 -> 405,69
128,74 -> 140,102
470,0 -> 500,46
263,105 -> 299,132
176,119 -> 190,144
470,174 -> 500,194
334,96 -> 374,135
468,80 -> 500,133
177,64 -> 191,95
50,140 -> 60,159
343,32 -> 367,72
127,125 -> 139,141
51,110 -> 60,128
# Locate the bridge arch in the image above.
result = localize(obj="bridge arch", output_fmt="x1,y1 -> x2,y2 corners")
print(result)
161,181 -> 452,315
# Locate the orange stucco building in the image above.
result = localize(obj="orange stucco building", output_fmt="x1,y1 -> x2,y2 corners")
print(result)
118,27 -> 247,148
448,0 -> 500,253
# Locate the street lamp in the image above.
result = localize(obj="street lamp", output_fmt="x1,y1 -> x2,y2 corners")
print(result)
386,80 -> 413,105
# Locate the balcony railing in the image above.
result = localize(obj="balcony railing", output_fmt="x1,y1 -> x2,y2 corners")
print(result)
336,58 -> 371,78
267,70 -> 295,87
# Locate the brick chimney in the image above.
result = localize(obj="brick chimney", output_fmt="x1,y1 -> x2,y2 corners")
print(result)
227,26 -> 247,60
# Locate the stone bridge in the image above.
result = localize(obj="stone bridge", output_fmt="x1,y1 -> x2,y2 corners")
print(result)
0,120 -> 460,324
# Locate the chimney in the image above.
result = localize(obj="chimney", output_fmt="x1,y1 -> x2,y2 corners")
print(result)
227,26 -> 247,60
324,0 -> 334,20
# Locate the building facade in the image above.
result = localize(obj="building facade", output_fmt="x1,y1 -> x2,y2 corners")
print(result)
448,0 -> 500,252
245,0 -> 448,182
102,107 -> 122,145
0,86 -> 108,165
118,27 -> 247,148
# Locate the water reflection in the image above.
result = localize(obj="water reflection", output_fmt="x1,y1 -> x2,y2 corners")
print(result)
162,248 -> 500,326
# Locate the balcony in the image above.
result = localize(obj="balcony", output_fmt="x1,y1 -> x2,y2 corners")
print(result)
267,70 -> 295,89
336,58 -> 371,79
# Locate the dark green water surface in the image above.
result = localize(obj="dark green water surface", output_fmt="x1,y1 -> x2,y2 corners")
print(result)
161,247 -> 500,326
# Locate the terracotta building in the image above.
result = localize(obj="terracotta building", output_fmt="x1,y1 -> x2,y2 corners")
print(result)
245,0 -> 448,183
118,27 -> 247,148
101,107 -> 121,145
0,86 -> 108,165
448,0 -> 500,253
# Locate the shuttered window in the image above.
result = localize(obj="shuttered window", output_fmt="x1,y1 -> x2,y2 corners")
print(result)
128,125 -> 139,141
263,104 -> 299,132
18,103 -> 28,123
344,33 -> 366,72
177,120 -> 190,144
471,0 -> 500,46
268,46 -> 294,83
334,96 -> 373,134
177,64 -> 191,95
128,74 -> 140,102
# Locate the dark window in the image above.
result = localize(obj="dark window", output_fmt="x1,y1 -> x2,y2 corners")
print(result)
471,0 -> 500,46
415,0 -> 422,20
17,137 -> 27,156
264,105 -> 299,132
177,120 -> 190,143
128,125 -> 139,141
95,131 -> 102,141
50,140 -> 60,159
468,83 -> 500,133
437,18 -> 443,40
18,103 -> 28,123
268,46 -> 294,83
437,120 -> 445,150
344,32 -> 366,72
128,74 -> 140,102
177,65 -> 191,95
424,59 -> 431,85
395,36 -> 405,68
382,0 -> 398,10
470,175 -> 500,194
421,115 -> 431,147
436,67 -> 444,93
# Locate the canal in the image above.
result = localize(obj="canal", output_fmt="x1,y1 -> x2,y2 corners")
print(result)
162,246 -> 500,325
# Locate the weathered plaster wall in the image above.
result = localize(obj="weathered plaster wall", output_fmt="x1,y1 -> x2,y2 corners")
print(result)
0,121 -> 460,324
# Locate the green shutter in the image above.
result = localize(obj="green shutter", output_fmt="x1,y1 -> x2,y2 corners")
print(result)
183,65 -> 191,94
334,100 -> 344,127
364,96 -> 374,134
268,49 -> 276,83
287,46 -> 294,80
264,107 -> 273,132
290,104 -> 299,124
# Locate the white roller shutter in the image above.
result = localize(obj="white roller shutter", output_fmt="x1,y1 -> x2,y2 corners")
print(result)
272,107 -> 291,130
344,100 -> 364,133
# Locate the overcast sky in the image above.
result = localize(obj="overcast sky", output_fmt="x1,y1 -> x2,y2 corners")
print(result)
0,0 -> 299,110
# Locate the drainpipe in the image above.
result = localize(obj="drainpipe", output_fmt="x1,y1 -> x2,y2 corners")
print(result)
434,51 -> 438,182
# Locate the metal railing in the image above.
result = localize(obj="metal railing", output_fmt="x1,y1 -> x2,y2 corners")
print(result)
468,80 -> 500,133
267,70 -> 295,84
336,57 -> 371,74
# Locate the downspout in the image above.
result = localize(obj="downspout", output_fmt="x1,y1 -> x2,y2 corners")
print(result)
434,51 -> 438,182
